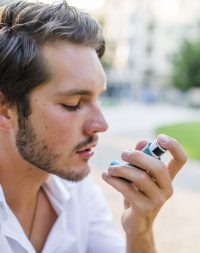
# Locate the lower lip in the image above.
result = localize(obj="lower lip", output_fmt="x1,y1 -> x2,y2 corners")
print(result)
77,149 -> 94,159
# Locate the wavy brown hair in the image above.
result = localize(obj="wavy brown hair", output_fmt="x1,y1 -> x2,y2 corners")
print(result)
0,0 -> 105,117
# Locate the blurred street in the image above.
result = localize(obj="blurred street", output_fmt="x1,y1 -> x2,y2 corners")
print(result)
90,101 -> 200,253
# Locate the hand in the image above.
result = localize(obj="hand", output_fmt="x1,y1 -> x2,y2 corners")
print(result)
102,134 -> 187,243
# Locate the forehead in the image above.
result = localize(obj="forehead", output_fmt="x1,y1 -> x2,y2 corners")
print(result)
41,42 -> 106,95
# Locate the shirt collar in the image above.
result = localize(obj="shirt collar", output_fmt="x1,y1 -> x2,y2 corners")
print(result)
0,186 -> 9,225
42,175 -> 76,214
0,175 -> 76,226
0,176 -> 78,253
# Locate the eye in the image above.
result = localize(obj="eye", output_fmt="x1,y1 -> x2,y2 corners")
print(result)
60,103 -> 81,112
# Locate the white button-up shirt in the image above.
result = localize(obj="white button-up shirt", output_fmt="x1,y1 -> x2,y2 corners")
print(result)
0,174 -> 125,253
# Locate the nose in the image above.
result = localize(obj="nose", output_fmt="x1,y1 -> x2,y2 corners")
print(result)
83,105 -> 109,135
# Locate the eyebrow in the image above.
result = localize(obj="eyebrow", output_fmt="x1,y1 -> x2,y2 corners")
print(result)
56,89 -> 92,97
55,86 -> 107,97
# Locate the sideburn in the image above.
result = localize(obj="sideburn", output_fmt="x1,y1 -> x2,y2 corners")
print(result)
16,93 -> 31,119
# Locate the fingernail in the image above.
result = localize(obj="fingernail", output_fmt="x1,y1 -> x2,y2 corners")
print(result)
121,150 -> 132,159
108,167 -> 115,174
158,134 -> 170,145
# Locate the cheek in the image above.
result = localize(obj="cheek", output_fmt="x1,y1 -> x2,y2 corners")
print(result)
44,121 -> 77,149
31,106 -> 82,148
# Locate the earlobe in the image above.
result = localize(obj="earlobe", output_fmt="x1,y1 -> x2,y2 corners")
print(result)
0,114 -> 13,129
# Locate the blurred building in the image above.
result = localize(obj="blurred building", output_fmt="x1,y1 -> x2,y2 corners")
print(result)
97,0 -> 200,101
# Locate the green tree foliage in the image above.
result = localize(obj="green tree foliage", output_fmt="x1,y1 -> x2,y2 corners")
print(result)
172,39 -> 200,91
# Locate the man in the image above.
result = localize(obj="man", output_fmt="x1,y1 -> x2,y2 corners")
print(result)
0,1 -> 187,253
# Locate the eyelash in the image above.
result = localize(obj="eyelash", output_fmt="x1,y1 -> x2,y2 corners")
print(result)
61,103 -> 81,112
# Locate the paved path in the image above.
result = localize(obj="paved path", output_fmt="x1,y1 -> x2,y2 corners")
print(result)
90,102 -> 200,253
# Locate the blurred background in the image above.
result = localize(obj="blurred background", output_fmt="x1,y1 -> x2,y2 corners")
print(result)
1,0 -> 200,252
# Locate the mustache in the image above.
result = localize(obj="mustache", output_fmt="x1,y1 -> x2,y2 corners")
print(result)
74,135 -> 98,151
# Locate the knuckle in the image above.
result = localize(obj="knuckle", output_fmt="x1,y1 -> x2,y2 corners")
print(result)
143,202 -> 155,213
108,166 -> 119,176
109,165 -> 131,178
156,163 -> 166,174
122,186 -> 132,199
166,186 -> 174,199
135,151 -> 144,161
137,172 -> 148,184
124,191 -> 132,201
129,150 -> 143,163
170,139 -> 188,165
154,195 -> 166,208
179,153 -> 188,165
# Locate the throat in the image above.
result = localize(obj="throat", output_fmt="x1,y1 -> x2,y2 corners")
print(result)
29,188 -> 57,253
10,188 -> 57,253
28,187 -> 40,240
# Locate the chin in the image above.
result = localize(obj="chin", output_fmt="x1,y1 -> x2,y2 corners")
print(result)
50,163 -> 91,182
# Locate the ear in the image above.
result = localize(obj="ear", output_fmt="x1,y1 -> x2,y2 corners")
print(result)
0,92 -> 14,130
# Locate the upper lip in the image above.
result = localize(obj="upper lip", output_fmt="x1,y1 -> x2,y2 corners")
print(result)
76,142 -> 97,152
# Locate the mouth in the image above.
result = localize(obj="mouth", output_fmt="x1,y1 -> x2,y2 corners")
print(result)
76,143 -> 97,159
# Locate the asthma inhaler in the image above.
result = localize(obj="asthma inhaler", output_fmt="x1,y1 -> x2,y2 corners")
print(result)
110,139 -> 167,166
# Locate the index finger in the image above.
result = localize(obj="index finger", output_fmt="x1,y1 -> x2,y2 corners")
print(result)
157,134 -> 187,179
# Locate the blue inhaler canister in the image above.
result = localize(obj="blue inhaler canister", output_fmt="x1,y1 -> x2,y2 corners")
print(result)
141,139 -> 167,159
110,139 -> 167,166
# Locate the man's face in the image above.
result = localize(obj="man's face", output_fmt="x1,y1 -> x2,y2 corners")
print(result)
15,42 -> 108,181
